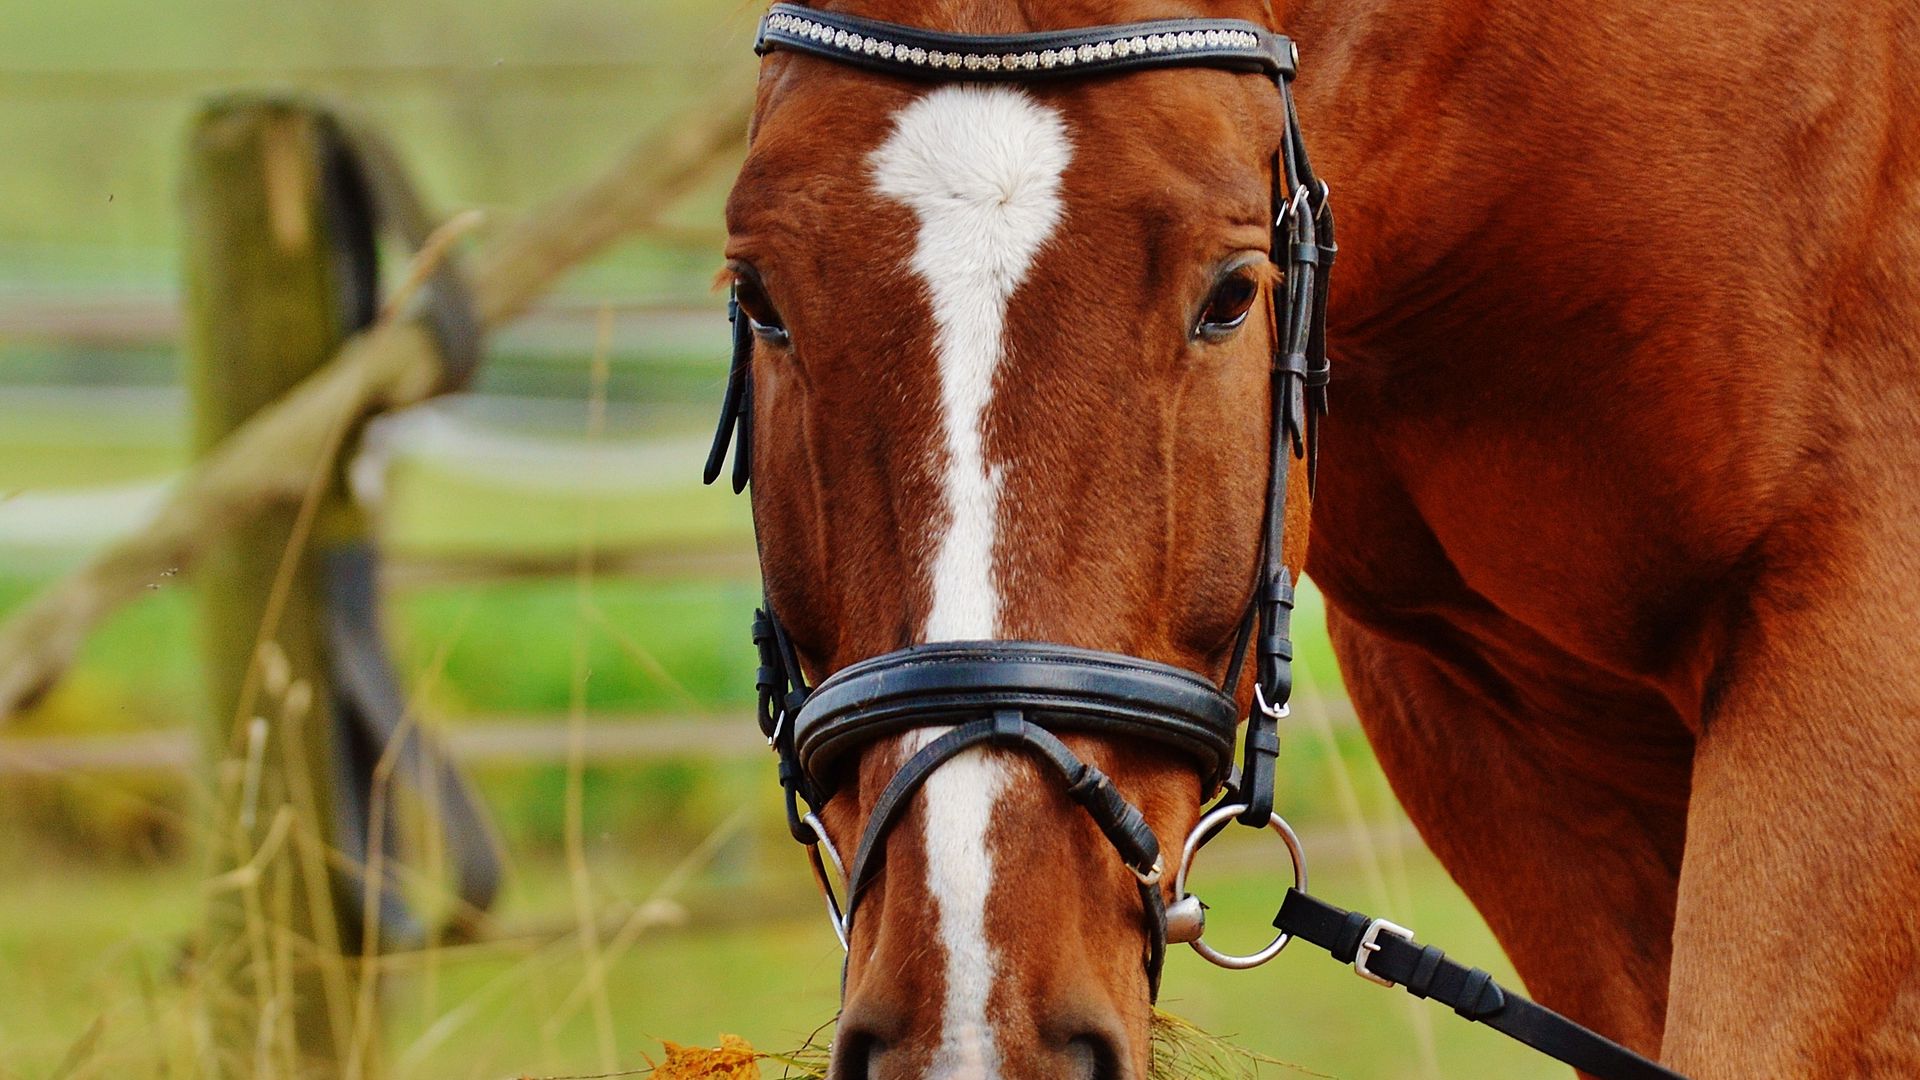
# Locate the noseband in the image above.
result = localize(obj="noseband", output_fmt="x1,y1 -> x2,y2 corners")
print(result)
708,7 -> 1683,1080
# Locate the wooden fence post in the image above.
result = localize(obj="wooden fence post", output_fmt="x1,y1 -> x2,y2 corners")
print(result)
180,96 -> 385,1078
0,84 -> 753,724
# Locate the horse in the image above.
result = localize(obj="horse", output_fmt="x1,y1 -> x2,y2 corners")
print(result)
714,0 -> 1920,1077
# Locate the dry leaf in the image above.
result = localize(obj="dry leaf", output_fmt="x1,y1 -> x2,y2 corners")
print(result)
652,1035 -> 762,1079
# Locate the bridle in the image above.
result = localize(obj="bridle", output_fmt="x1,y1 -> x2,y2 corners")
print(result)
711,0 -> 1329,997
706,6 -> 1685,1080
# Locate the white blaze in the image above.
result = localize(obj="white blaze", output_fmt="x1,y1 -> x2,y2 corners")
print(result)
872,85 -> 1071,642
870,86 -> 1072,1078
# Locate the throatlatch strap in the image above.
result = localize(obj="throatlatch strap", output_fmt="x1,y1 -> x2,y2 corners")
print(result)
1274,890 -> 1687,1080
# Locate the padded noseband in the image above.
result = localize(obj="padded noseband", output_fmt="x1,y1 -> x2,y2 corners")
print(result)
795,641 -> 1240,789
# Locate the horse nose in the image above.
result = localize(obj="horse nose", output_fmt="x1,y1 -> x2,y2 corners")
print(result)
827,1035 -> 1128,1080
829,996 -> 902,1080
1059,1029 -> 1129,1080
831,1001 -> 1134,1080
826,1024 -> 880,1080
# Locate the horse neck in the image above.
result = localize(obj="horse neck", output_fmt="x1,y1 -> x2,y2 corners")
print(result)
1281,0 -> 1887,368
1275,0 -> 1864,685
1280,0 -> 1578,348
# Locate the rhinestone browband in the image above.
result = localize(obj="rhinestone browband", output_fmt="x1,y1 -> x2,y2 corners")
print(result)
755,3 -> 1297,82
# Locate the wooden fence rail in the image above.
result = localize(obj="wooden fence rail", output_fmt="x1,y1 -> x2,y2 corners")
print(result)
0,78 -> 749,1078
0,82 -> 751,724
0,717 -> 760,777
0,701 -> 1361,779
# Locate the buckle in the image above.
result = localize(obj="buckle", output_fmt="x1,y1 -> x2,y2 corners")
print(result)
1277,183 -> 1313,228
1131,854 -> 1166,888
1254,683 -> 1291,721
1354,918 -> 1413,986
1171,802 -> 1308,970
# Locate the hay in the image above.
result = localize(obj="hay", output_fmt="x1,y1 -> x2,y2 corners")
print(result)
651,1035 -> 764,1079
520,1034 -> 784,1080
1149,1012 -> 1343,1079
610,1013 -> 1341,1080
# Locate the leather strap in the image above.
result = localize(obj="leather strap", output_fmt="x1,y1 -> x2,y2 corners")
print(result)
795,641 -> 1240,790
757,3 -> 1295,82
310,117 -> 498,946
1275,890 -> 1686,1080
702,289 -> 754,494
839,710 -> 1170,998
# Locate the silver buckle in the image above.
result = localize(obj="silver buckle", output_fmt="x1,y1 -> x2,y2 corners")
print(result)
1277,183 -> 1313,228
1131,854 -> 1166,888
1254,683 -> 1291,721
1353,918 -> 1413,986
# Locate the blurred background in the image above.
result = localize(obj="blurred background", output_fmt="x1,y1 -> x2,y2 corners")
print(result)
0,3 -> 1553,1077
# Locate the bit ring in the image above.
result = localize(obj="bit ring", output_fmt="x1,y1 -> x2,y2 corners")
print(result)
1171,802 -> 1308,969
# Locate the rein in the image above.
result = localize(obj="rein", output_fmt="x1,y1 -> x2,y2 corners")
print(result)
707,6 -> 1683,1079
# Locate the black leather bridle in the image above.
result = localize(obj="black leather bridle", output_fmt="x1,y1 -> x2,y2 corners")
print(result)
706,7 -> 1684,1080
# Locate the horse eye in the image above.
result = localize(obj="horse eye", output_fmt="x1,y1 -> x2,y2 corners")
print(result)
1195,271 -> 1260,339
734,276 -> 790,345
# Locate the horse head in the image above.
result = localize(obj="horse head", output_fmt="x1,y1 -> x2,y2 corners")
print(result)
716,3 -> 1318,1076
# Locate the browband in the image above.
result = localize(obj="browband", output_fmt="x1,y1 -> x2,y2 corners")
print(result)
757,3 -> 1297,81
794,641 -> 1241,789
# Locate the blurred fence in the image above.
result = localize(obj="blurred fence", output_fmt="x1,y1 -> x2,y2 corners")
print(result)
0,59 -> 736,99
0,705 -> 1369,775
0,43 -> 770,1064
0,0 -> 761,276
0,716 -> 762,775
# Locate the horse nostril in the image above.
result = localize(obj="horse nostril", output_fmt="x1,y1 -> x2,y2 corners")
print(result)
1066,1032 -> 1127,1080
828,1026 -> 879,1080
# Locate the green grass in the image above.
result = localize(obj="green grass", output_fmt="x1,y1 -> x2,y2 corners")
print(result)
0,395 -> 187,488
0,564 -> 1342,733
384,458 -> 749,561
0,0 -> 751,295
0,570 -> 764,732
0,819 -> 1557,1080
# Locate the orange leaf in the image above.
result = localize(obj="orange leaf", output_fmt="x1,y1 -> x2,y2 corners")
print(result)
652,1035 -> 762,1080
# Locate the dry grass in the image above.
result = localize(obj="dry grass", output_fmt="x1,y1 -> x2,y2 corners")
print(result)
12,295 -> 725,1080
509,1013 -> 1348,1080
